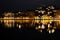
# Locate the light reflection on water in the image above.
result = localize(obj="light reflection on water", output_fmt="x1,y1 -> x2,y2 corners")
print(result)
0,9 -> 60,33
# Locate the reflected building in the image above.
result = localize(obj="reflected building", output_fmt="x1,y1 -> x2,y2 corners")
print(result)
0,6 -> 60,33
3,12 -> 15,28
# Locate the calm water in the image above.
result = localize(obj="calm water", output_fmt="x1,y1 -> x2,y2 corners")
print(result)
0,22 -> 60,39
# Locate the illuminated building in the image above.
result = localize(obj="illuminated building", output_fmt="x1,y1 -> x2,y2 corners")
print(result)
0,6 -> 60,33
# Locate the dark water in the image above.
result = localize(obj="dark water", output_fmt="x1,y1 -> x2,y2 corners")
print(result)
0,25 -> 60,40
0,22 -> 59,39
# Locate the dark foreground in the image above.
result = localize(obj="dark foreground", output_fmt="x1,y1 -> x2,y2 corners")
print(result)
0,26 -> 60,40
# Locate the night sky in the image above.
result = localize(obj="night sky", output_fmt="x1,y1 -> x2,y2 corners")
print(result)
0,0 -> 60,39
0,0 -> 60,12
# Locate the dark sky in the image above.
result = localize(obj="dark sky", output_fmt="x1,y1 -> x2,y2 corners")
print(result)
0,0 -> 60,12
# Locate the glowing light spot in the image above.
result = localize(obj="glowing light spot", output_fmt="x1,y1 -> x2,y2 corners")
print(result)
38,11 -> 41,13
35,10 -> 38,11
41,15 -> 53,24
38,25 -> 41,28
34,16 -> 40,23
35,25 -> 41,30
49,30 -> 51,33
52,29 -> 55,33
48,24 -> 52,28
41,24 -> 45,29
19,25 -> 21,29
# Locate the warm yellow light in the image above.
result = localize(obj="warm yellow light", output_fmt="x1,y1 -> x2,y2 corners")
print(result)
41,15 -> 53,24
3,17 -> 14,27
15,17 -> 23,23
34,16 -> 40,23
23,17 -> 30,23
